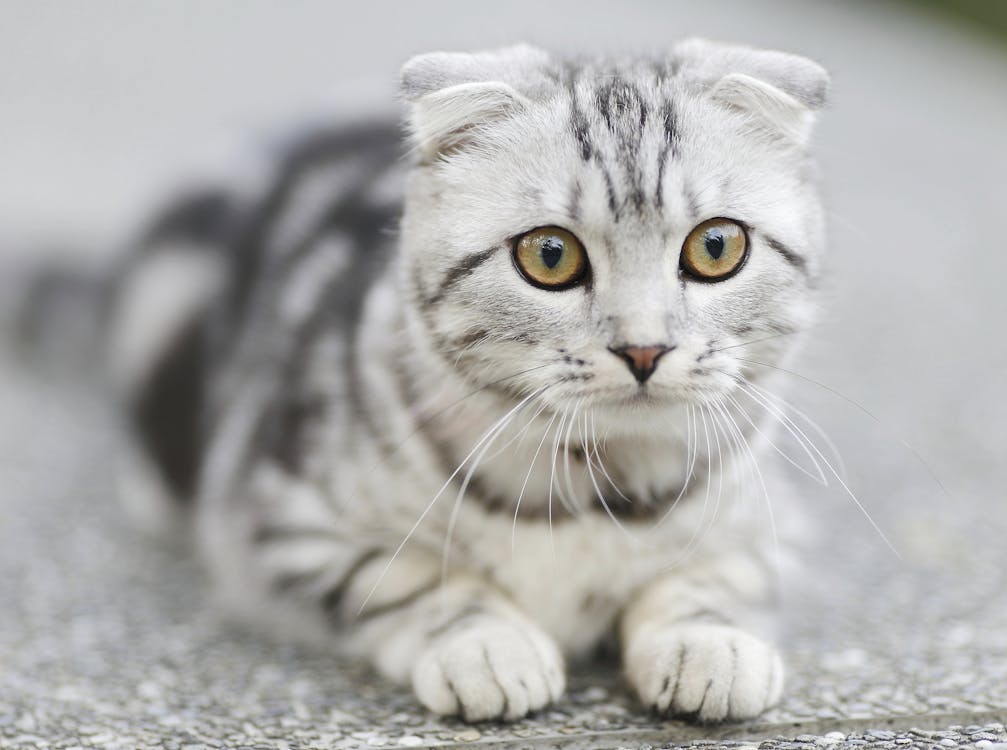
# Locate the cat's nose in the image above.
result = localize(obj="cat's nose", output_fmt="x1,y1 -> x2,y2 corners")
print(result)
608,344 -> 672,384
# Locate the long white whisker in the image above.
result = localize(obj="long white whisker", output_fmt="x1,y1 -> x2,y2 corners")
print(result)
441,387 -> 548,583
484,398 -> 551,461
333,363 -> 554,514
512,411 -> 558,558
736,356 -> 950,501
654,403 -> 700,529
723,390 -> 827,485
561,398 -> 582,512
549,406 -> 578,515
661,403 -> 720,570
735,378 -> 900,557
587,410 -> 632,505
546,405 -> 570,562
712,398 -> 778,558
709,328 -> 805,353
733,377 -> 831,478
581,409 -> 646,546
356,387 -> 543,615
742,378 -> 848,481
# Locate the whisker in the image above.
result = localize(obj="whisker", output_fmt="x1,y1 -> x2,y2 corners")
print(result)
441,386 -> 548,584
732,374 -> 900,557
580,409 -> 647,546
684,402 -> 728,565
548,405 -> 578,516
546,405 -> 570,562
483,397 -> 551,462
742,378 -> 848,481
654,403 -> 699,529
561,398 -> 582,513
587,410 -> 632,505
356,386 -> 544,615
735,357 -> 950,501
333,363 -> 553,514
711,398 -> 779,558
709,328 -> 805,353
661,402 -> 718,569
732,376 -> 830,474
723,390 -> 827,485
511,411 -> 559,558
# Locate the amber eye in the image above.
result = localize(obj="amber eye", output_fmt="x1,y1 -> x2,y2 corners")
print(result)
680,218 -> 749,281
513,226 -> 588,290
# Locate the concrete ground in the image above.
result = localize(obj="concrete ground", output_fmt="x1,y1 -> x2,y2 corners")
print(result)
2,1 -> 1007,748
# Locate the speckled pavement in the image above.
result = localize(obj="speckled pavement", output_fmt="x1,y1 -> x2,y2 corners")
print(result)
3,1 -> 1007,748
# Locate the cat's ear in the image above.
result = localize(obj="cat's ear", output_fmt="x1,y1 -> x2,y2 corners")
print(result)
674,38 -> 830,146
400,45 -> 551,161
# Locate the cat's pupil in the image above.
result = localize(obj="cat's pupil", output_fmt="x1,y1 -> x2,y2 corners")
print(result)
705,230 -> 725,260
540,238 -> 564,269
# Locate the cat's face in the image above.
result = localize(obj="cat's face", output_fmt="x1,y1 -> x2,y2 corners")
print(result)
400,43 -> 828,432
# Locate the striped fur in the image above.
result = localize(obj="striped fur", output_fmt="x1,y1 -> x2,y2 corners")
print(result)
112,41 -> 829,722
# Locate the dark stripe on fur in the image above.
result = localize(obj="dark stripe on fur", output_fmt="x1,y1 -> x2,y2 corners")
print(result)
596,76 -> 648,213
131,315 -> 206,500
597,158 -> 620,222
763,234 -> 808,274
426,603 -> 489,639
247,168 -> 400,474
567,75 -> 593,162
124,121 -> 403,495
682,180 -> 701,220
321,549 -> 383,619
425,246 -> 498,306
654,101 -> 679,210
566,179 -> 583,223
251,524 -> 340,546
355,576 -> 441,622
272,568 -> 327,595
138,190 -> 237,248
225,123 -> 401,330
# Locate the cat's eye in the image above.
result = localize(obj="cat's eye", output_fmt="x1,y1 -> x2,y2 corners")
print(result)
513,226 -> 588,290
680,218 -> 749,281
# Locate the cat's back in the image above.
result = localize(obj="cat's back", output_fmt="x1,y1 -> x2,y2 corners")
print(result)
110,116 -> 407,511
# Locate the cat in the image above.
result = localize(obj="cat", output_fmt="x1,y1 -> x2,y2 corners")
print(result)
107,39 -> 829,723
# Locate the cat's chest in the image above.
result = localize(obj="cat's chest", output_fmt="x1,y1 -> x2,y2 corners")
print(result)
448,492 -> 732,655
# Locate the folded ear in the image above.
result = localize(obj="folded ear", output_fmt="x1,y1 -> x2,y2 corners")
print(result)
400,45 -> 551,161
674,38 -> 830,146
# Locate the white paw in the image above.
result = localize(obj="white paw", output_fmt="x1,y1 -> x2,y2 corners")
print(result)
412,613 -> 565,721
625,623 -> 783,722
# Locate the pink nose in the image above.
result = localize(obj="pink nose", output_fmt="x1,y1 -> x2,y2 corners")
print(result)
608,345 -> 671,384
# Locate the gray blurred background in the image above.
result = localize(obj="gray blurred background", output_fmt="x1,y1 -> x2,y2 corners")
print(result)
1,1 -> 1006,748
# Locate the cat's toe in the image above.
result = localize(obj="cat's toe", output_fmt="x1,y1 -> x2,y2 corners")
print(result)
625,623 -> 783,722
412,614 -> 565,721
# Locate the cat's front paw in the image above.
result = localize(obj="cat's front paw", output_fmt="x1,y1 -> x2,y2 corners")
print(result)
625,623 -> 783,722
412,614 -> 565,721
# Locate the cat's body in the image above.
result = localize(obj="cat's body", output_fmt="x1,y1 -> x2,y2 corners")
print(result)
110,41 -> 829,722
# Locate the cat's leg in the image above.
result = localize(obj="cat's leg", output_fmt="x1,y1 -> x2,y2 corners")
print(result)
338,552 -> 566,722
620,549 -> 783,722
212,470 -> 563,721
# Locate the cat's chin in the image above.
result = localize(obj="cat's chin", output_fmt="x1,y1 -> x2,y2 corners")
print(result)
573,388 -> 698,437
575,385 -> 715,410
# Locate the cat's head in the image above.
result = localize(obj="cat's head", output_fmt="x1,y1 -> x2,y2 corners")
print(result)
398,41 -> 828,432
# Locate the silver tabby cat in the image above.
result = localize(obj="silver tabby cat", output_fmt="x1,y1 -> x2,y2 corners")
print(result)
110,39 -> 829,722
